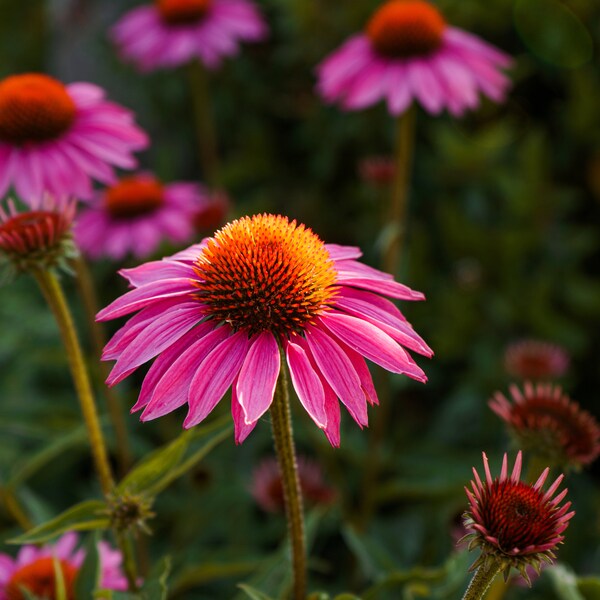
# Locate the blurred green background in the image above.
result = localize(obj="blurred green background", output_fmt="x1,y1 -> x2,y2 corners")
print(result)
0,0 -> 599,598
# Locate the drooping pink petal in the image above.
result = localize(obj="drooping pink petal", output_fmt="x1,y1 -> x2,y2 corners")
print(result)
232,377 -> 259,444
236,332 -> 280,424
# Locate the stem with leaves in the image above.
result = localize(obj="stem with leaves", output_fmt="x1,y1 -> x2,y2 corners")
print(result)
269,349 -> 306,600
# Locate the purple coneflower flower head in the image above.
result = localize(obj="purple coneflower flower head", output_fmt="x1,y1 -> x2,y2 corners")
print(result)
463,451 -> 574,584
0,532 -> 128,599
75,173 -> 204,261
490,383 -> 600,469
0,195 -> 77,276
251,456 -> 336,513
110,0 -> 268,72
316,0 -> 512,116
97,214 -> 431,446
0,73 -> 148,202
504,339 -> 570,380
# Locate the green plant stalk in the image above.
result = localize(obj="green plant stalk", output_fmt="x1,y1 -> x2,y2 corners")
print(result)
383,106 -> 416,276
33,269 -> 114,497
462,562 -> 503,600
269,349 -> 306,600
116,530 -> 140,592
74,256 -> 132,475
1,488 -> 33,530
188,59 -> 220,187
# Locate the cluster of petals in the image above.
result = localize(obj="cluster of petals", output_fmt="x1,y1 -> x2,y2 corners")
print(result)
0,532 -> 127,599
316,0 -> 512,116
75,173 -> 207,261
0,74 -> 148,202
111,0 -> 268,72
490,382 -> 600,468
464,451 -> 574,580
97,214 -> 431,446
251,456 -> 336,513
504,339 -> 570,380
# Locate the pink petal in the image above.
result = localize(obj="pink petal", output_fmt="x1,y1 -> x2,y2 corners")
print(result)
119,261 -> 194,288
232,377 -> 259,444
285,339 -> 327,428
236,332 -> 280,424
184,332 -> 250,428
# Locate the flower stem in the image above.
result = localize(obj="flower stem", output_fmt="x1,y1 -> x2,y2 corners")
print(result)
383,106 -> 416,277
269,349 -> 306,600
462,562 -> 503,600
33,269 -> 114,497
116,530 -> 140,592
74,256 -> 132,475
1,488 -> 33,530
188,60 -> 220,187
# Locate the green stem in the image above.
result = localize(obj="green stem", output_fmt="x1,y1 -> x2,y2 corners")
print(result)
462,562 -> 503,600
383,107 -> 416,277
116,530 -> 140,592
1,488 -> 33,530
269,349 -> 306,600
188,60 -> 220,187
74,256 -> 133,476
33,269 -> 115,497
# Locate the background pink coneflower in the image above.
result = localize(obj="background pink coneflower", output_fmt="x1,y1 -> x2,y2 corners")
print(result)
75,173 -> 205,261
316,0 -> 512,116
111,0 -> 268,72
97,214 -> 431,446
251,456 -> 336,513
504,339 -> 570,380
0,73 -> 148,202
0,532 -> 128,599
490,382 -> 600,469
463,451 -> 574,583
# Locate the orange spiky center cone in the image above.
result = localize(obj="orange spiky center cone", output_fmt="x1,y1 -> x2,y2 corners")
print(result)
5,557 -> 78,600
0,74 -> 76,145
193,214 -> 338,337
366,0 -> 446,58
104,176 -> 165,219
156,0 -> 212,24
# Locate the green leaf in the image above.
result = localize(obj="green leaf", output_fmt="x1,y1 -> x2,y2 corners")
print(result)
578,577 -> 600,600
171,560 -> 261,593
74,532 -> 101,599
140,556 -> 171,600
547,564 -> 585,600
8,500 -> 109,545
238,584 -> 275,600
116,414 -> 232,498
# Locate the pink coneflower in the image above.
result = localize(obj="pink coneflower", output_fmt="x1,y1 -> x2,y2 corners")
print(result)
504,339 -> 570,380
251,456 -> 336,513
97,213 -> 431,446
316,0 -> 511,116
75,173 -> 204,261
358,156 -> 396,187
490,383 -> 600,469
463,451 -> 574,583
0,532 -> 127,599
0,196 -> 77,275
0,73 -> 148,202
110,0 -> 268,72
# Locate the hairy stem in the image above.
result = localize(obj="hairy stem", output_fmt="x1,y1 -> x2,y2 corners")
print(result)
462,562 -> 503,600
269,350 -> 306,600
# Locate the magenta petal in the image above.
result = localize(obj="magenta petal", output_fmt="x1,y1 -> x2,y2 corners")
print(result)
232,377 -> 259,444
304,326 -> 368,426
318,312 -> 427,382
322,381 -> 341,447
119,261 -> 194,288
339,276 -> 425,301
236,332 -> 280,424
141,325 -> 231,420
333,338 -> 379,406
97,278 -> 193,321
285,339 -> 327,428
106,303 -> 202,385
325,243 -> 362,260
184,332 -> 250,428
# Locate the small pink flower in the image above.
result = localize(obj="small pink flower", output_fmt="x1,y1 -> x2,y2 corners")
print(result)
97,214 -> 431,446
463,451 -> 574,583
504,339 -> 570,380
0,532 -> 128,599
316,0 -> 512,116
0,73 -> 148,202
111,0 -> 268,72
75,173 -> 205,261
251,456 -> 336,512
